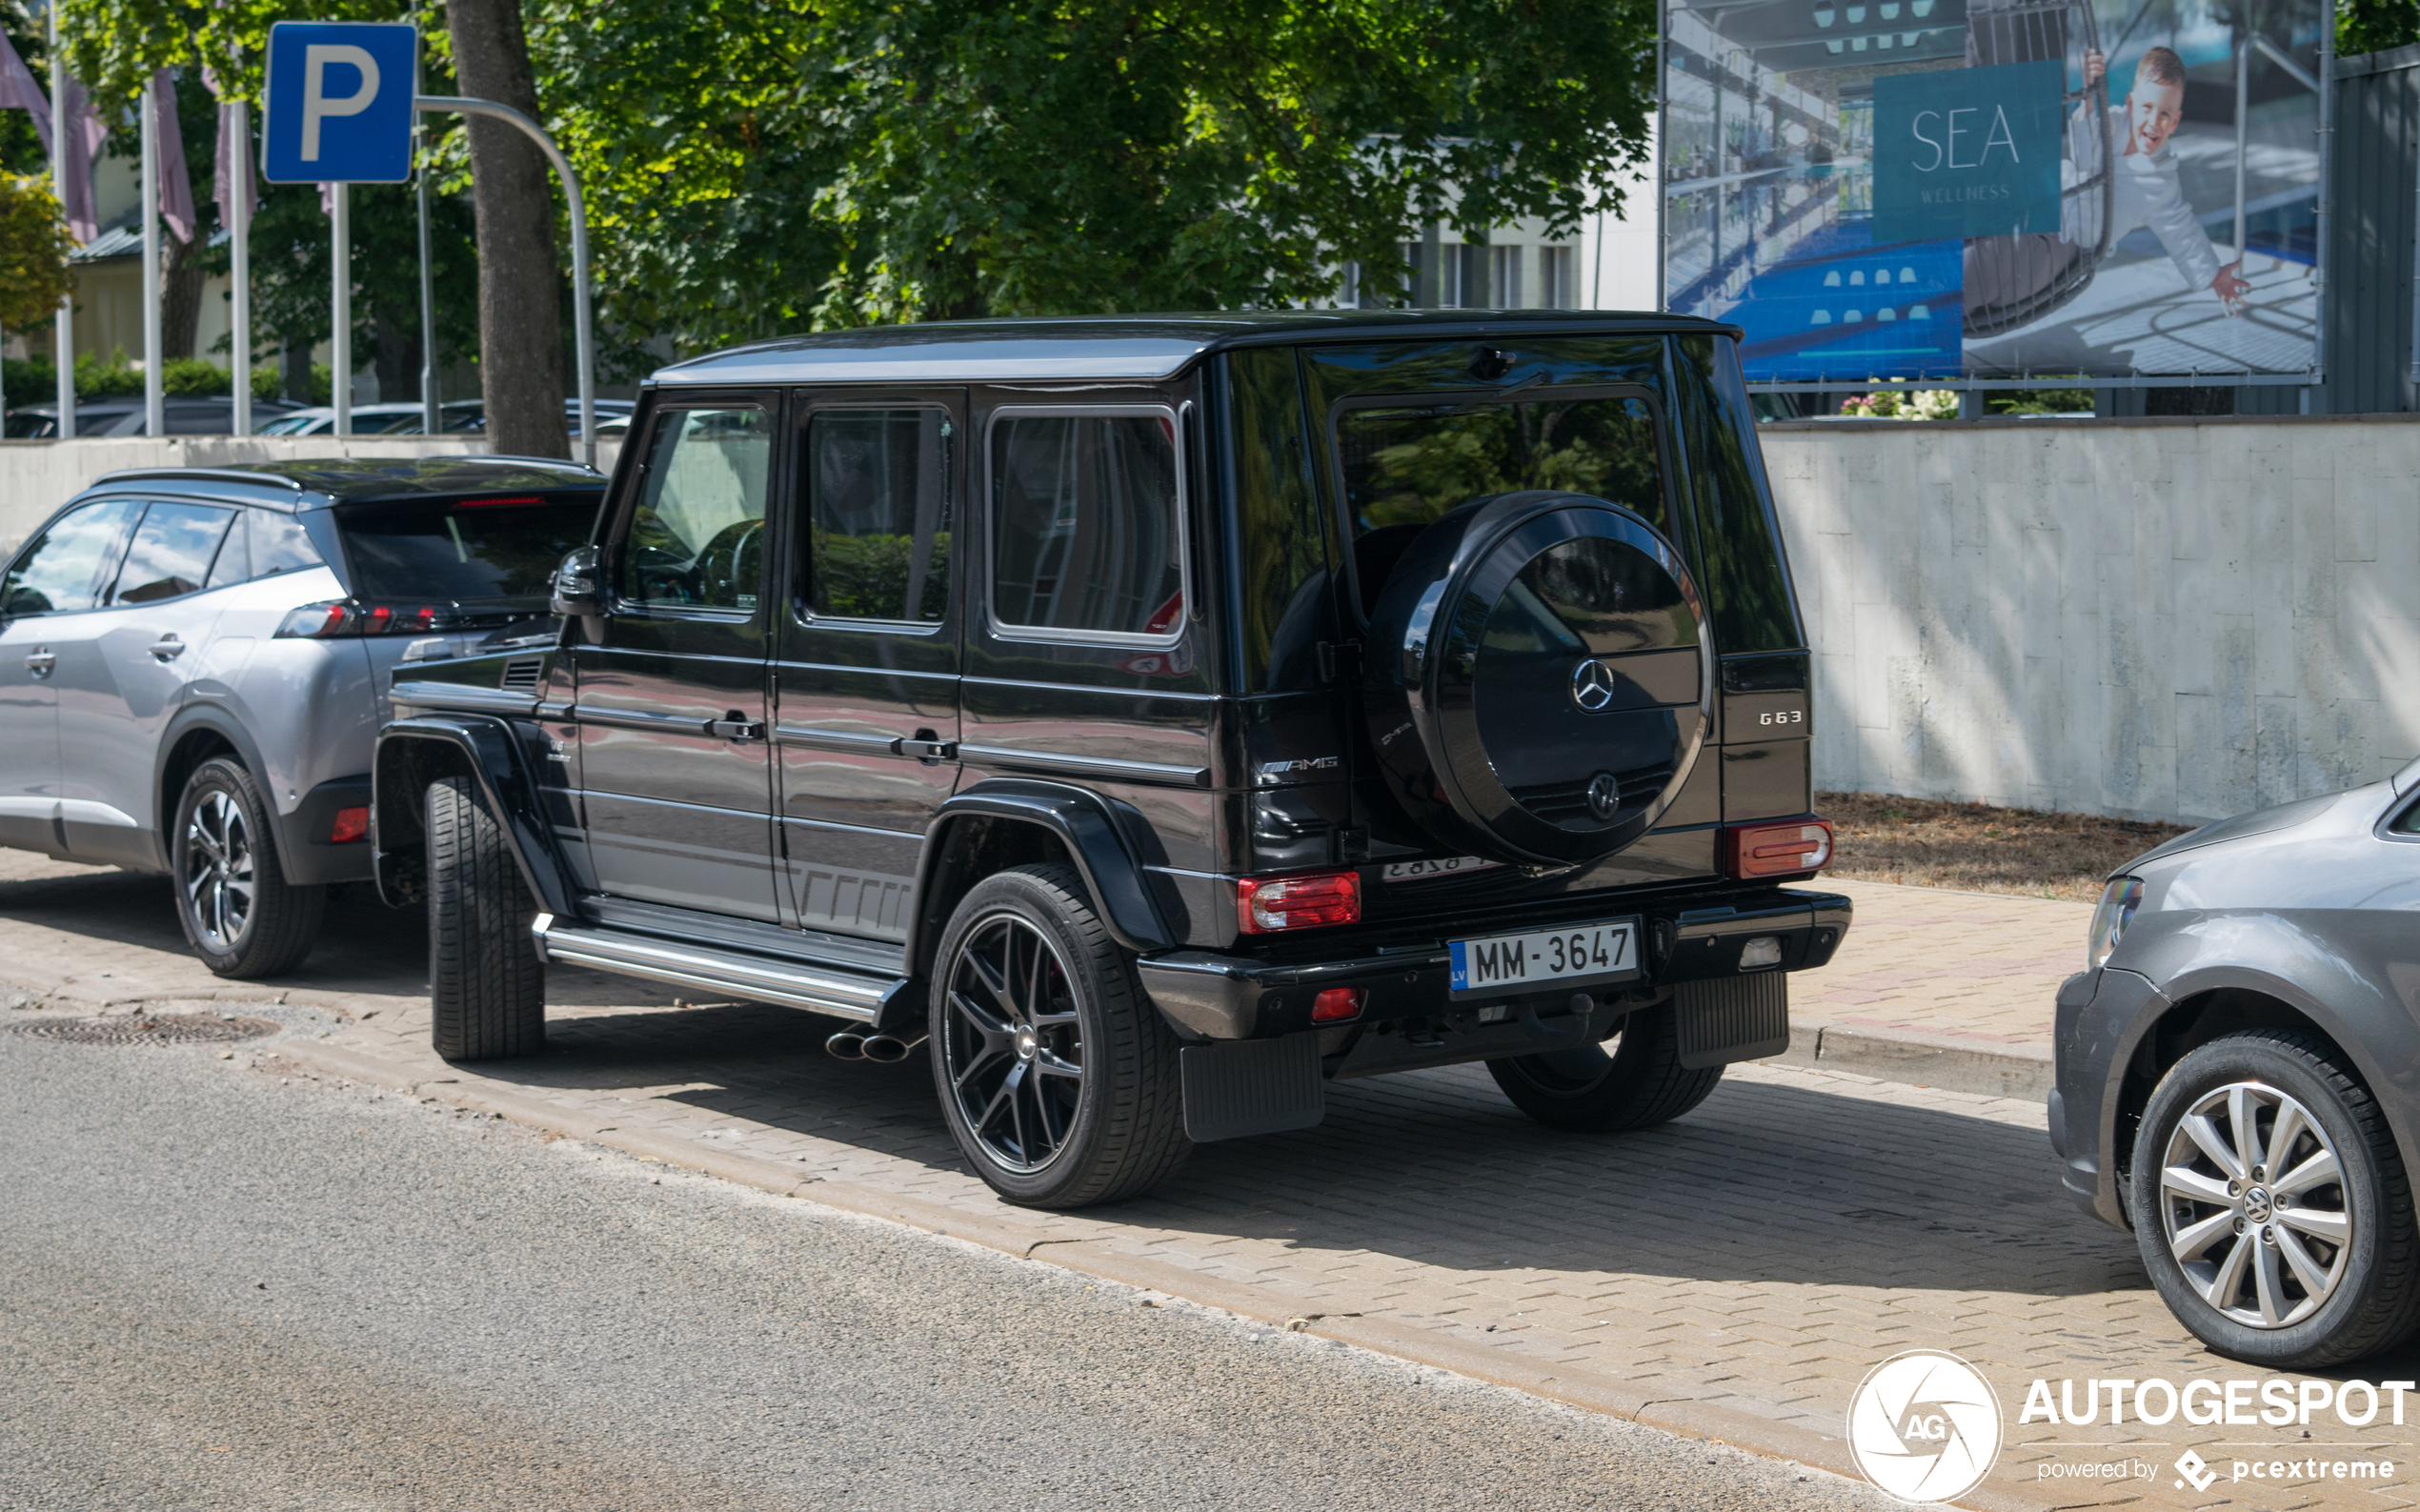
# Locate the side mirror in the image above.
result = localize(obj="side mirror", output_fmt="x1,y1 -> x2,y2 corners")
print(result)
551,544 -> 606,640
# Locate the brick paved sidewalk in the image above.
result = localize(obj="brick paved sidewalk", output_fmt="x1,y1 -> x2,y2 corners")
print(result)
10,852 -> 2413,1512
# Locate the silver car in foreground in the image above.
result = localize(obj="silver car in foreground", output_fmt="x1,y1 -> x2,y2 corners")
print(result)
2055,768 -> 2420,1366
0,457 -> 601,976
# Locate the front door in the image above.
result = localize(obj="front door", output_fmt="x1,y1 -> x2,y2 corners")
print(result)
54,497 -> 242,866
575,396 -> 781,920
0,497 -> 144,855
769,393 -> 965,940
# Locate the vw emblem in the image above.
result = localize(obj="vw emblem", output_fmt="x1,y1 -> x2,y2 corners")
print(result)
1585,771 -> 1622,820
1570,658 -> 1618,713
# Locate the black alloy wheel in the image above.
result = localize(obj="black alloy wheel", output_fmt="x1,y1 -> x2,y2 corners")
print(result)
929,865 -> 1189,1208
941,912 -> 1086,1173
1486,1000 -> 1723,1132
171,756 -> 323,978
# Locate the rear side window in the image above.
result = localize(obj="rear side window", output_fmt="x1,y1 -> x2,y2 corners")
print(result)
109,502 -> 236,604
619,407 -> 773,611
338,496 -> 598,603
804,409 -> 953,622
247,511 -> 325,578
990,410 -> 1183,640
1,498 -> 142,615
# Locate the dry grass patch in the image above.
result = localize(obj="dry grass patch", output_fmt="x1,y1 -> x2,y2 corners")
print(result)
1816,791 -> 2192,903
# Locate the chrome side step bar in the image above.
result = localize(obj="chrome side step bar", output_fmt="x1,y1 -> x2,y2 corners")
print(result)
531,915 -> 897,1022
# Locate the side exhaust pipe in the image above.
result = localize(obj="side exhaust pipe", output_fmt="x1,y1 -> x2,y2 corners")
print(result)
825,1031 -> 868,1060
859,1033 -> 927,1064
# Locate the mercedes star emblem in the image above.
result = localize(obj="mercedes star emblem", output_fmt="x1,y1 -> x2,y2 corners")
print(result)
1570,658 -> 1619,713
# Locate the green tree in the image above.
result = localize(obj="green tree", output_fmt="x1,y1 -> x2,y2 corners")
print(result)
0,171 -> 73,329
528,0 -> 1656,346
2341,0 -> 2419,53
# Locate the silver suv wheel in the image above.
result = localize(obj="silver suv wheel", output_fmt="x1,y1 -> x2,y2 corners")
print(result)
181,789 -> 256,954
2158,1080 -> 2350,1329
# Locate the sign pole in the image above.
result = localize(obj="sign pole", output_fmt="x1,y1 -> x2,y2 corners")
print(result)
415,135 -> 436,433
332,181 -> 350,435
48,3 -> 72,436
231,100 -> 251,437
141,76 -> 162,437
415,94 -> 592,469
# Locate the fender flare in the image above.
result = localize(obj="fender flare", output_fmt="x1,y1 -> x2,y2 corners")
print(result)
152,704 -> 286,877
373,716 -> 576,917
908,777 -> 1177,967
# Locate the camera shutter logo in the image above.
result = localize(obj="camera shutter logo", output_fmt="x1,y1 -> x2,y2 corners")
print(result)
1846,1350 -> 2004,1502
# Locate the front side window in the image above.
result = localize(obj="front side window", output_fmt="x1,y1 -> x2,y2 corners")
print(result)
804,409 -> 953,623
619,407 -> 773,611
991,411 -> 1183,640
1333,394 -> 1667,537
110,502 -> 237,604
1,498 -> 142,615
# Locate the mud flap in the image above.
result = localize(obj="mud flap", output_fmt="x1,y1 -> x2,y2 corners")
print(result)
1180,1031 -> 1325,1142
1673,974 -> 1789,1069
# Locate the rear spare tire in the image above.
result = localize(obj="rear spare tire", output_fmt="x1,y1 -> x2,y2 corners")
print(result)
1362,491 -> 1713,865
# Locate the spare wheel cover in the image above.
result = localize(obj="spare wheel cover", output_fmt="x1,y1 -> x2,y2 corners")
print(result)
1377,491 -> 1713,866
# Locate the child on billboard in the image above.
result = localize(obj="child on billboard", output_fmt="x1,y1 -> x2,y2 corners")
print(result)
2083,46 -> 2250,314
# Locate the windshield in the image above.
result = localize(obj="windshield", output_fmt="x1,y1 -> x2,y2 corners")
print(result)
1333,394 -> 1667,537
335,494 -> 599,604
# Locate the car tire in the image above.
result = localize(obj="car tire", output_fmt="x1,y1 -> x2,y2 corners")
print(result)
2130,1029 -> 2420,1368
427,776 -> 545,1060
171,756 -> 324,978
1486,1002 -> 1724,1132
929,864 -> 1189,1208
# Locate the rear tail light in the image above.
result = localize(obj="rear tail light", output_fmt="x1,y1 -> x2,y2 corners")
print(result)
1236,870 -> 1361,934
1311,987 -> 1366,1023
329,807 -> 370,844
275,600 -> 443,638
1722,818 -> 1834,879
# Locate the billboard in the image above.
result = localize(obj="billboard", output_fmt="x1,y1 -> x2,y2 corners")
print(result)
1659,0 -> 2328,382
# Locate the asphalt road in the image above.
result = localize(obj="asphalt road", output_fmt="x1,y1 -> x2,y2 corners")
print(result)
0,1019 -> 1893,1512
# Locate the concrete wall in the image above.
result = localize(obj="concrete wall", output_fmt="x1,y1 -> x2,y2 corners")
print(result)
0,435 -> 624,556
1764,413 -> 2420,824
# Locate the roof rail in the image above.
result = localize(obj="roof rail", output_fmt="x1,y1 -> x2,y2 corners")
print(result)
90,467 -> 307,491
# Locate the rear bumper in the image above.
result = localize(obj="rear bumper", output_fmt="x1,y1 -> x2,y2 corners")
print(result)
1139,886 -> 1849,1040
277,775 -> 374,886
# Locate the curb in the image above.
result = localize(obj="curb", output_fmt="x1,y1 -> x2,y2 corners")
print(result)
1778,1020 -> 2054,1102
265,1034 -> 2060,1512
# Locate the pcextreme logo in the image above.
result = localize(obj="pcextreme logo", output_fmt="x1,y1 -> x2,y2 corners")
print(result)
1846,1350 -> 2005,1503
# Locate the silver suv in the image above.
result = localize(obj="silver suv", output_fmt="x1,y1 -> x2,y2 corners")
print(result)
0,457 -> 601,976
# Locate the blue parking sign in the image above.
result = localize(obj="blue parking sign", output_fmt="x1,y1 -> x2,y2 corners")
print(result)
262,22 -> 417,183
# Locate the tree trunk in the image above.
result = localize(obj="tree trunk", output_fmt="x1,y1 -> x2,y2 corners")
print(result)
161,232 -> 206,363
447,0 -> 567,459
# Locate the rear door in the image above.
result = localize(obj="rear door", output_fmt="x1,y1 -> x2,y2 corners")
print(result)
0,498 -> 144,855
574,394 -> 782,919
769,391 -> 965,940
54,497 -> 242,866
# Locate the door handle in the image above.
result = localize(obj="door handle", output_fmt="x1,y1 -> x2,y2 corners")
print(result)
706,716 -> 767,741
150,635 -> 185,661
24,648 -> 52,678
893,734 -> 958,760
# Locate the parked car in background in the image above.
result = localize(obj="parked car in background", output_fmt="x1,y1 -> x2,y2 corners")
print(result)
0,456 -> 603,976
373,312 -> 1848,1210
5,397 -> 307,438
2056,775 -> 2420,1366
254,399 -> 634,438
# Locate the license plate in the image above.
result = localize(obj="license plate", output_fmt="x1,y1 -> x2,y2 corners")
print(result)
1449,918 -> 1641,997
1381,856 -> 1504,883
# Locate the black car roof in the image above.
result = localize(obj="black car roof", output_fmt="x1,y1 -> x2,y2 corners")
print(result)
79,455 -> 604,511
652,310 -> 1744,389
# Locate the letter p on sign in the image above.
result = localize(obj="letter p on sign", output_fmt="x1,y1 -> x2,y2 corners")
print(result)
263,22 -> 416,184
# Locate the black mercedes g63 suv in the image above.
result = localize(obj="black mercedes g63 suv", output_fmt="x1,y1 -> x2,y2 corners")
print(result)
370,311 -> 1849,1208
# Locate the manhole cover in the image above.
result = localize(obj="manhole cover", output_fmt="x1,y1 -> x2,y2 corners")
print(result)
11,1013 -> 282,1046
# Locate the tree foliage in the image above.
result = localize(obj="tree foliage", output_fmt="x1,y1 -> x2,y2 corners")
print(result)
528,0 -> 1656,352
0,172 -> 72,329
2341,0 -> 2419,55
